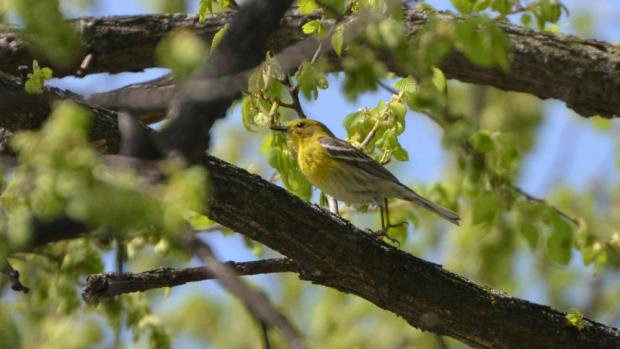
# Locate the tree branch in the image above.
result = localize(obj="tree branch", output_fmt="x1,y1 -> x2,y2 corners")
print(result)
0,11 -> 314,77
0,72 -> 121,153
12,149 -> 620,348
184,237 -> 306,349
82,258 -> 297,303
4,10 -> 619,117
200,154 -> 620,349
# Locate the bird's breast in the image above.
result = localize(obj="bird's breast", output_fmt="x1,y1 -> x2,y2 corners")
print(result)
297,145 -> 381,204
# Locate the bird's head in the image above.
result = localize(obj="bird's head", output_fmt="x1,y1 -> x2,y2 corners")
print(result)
270,119 -> 333,146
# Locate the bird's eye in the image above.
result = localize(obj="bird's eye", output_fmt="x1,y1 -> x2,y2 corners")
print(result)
296,123 -> 305,128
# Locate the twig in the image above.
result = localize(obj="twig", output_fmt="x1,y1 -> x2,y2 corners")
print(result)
435,334 -> 449,349
513,186 -> 579,225
2,260 -> 29,293
260,320 -> 272,349
184,236 -> 307,349
359,119 -> 380,149
281,77 -> 308,119
82,258 -> 297,303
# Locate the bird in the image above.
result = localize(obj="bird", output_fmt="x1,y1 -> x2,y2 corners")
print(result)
270,118 -> 460,238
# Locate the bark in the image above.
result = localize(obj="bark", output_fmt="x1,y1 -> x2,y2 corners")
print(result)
201,154 -> 620,349
18,147 -> 620,348
0,12 -> 311,77
2,10 -> 619,117
82,258 -> 297,303
0,72 -> 121,153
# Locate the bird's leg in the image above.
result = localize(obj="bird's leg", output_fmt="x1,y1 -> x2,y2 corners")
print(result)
327,195 -> 339,215
384,198 -> 408,230
370,199 -> 404,246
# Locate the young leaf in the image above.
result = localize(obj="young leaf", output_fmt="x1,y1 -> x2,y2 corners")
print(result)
299,0 -> 318,15
472,191 -> 500,225
517,220 -> 539,250
470,130 -> 494,153
302,19 -> 327,37
393,77 -> 417,94
24,60 -> 53,94
211,24 -> 229,50
331,24 -> 345,57
565,308 -> 584,330
546,213 -> 574,265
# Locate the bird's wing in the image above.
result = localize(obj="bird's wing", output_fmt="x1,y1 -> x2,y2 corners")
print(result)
318,136 -> 399,183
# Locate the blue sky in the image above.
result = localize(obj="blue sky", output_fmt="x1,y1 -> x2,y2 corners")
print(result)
42,0 -> 620,345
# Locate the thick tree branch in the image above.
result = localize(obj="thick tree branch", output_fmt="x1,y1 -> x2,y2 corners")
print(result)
4,10 -> 620,117
0,12 -> 313,77
82,258 -> 297,303
0,72 -> 121,153
200,154 -> 620,349
11,147 -> 620,348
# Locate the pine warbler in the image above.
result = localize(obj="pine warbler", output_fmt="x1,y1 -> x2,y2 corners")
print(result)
271,119 -> 460,231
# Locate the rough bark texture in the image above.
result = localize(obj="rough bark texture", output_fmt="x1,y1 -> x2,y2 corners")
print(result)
0,12 -> 312,77
0,72 -> 121,153
2,10 -> 619,117
201,155 -> 620,349
427,11 -> 620,118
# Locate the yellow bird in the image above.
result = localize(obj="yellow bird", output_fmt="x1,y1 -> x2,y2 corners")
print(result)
271,119 -> 460,235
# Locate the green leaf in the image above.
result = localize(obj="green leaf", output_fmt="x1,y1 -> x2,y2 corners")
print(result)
565,308 -> 584,330
474,0 -> 490,12
156,30 -> 208,81
432,67 -> 447,94
302,19 -> 327,37
198,0 -> 212,22
211,24 -> 228,50
393,76 -> 417,94
331,24 -> 345,57
470,130 -> 494,153
521,13 -> 532,26
490,0 -> 511,16
591,115 -> 612,131
517,220 -> 539,250
472,191 -> 500,225
455,17 -> 509,70
296,62 -> 329,100
546,213 -> 574,265
377,19 -> 404,48
24,60 -> 53,94
451,0 -> 474,14
299,0 -> 318,15
261,133 -> 312,200
320,0 -> 347,15
388,101 -> 407,121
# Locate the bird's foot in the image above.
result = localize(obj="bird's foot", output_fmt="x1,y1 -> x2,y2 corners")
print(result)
368,221 -> 407,246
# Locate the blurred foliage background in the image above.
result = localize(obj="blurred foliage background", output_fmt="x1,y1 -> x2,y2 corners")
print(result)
0,0 -> 619,348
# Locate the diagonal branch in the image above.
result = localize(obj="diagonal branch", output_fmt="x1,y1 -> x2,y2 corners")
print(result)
10,150 -> 620,348
82,258 -> 297,303
183,237 -> 306,349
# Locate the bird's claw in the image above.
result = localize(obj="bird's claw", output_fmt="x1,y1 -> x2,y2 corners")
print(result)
368,221 -> 408,247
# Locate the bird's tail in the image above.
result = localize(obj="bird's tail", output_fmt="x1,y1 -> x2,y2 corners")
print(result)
399,187 -> 460,225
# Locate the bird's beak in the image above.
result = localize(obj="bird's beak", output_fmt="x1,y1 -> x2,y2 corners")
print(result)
270,125 -> 288,132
